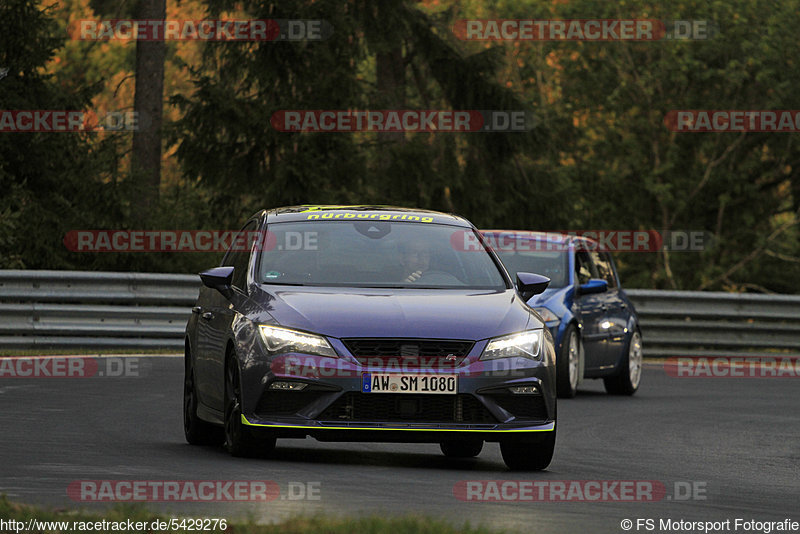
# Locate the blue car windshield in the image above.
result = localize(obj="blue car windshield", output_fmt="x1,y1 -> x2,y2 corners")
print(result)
495,248 -> 569,288
257,221 -> 508,289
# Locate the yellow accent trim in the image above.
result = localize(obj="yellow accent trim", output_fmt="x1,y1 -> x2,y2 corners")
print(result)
241,414 -> 554,432
299,205 -> 371,213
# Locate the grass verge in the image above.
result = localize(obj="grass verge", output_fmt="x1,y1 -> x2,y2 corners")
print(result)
0,496 -> 505,534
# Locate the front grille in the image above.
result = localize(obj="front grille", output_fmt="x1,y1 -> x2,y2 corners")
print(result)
488,394 -> 549,421
255,390 -> 324,416
341,338 -> 474,368
318,392 -> 497,423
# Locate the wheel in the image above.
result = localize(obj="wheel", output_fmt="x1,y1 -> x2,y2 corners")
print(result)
500,427 -> 556,471
440,440 -> 483,458
556,325 -> 581,398
224,352 -> 275,457
604,329 -> 643,396
184,352 -> 223,445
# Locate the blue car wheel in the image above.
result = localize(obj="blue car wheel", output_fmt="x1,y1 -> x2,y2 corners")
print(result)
556,324 -> 581,398
604,330 -> 643,395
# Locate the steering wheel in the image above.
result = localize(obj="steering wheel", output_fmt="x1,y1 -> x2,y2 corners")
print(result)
412,270 -> 463,285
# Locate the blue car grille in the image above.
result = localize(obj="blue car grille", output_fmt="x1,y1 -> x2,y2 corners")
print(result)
318,392 -> 497,423
341,338 -> 473,368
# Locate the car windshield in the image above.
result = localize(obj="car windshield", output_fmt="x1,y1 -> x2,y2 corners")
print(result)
495,246 -> 569,288
257,220 -> 507,289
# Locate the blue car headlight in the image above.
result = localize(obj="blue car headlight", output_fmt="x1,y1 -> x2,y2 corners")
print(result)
533,307 -> 560,324
480,330 -> 543,361
258,325 -> 338,358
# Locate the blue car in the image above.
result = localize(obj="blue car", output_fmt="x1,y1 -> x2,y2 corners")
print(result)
184,206 -> 557,470
481,231 -> 643,398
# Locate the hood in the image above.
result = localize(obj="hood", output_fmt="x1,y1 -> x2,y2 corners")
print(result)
253,285 -> 534,341
525,285 -> 572,308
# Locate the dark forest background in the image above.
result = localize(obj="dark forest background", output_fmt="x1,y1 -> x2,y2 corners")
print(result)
1,0 -> 799,292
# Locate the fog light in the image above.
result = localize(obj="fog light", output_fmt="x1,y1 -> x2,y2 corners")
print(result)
269,381 -> 308,391
509,385 -> 540,395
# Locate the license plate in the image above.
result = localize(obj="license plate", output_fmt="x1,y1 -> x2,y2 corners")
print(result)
361,373 -> 457,394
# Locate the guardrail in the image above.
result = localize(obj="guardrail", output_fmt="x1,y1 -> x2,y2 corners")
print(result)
0,270 -> 198,350
625,289 -> 800,358
1,271 -> 798,357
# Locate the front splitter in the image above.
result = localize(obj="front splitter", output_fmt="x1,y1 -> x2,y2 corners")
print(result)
241,414 -> 554,443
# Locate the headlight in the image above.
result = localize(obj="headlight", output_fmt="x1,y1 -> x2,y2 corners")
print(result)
480,330 -> 542,361
533,307 -> 560,324
258,325 -> 337,358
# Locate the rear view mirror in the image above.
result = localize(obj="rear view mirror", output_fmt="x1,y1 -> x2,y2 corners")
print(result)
579,278 -> 608,295
517,272 -> 550,301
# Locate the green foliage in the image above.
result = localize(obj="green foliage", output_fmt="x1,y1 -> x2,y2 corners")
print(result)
0,0 -> 105,269
0,0 -> 218,274
540,0 -> 800,290
3,0 -> 799,292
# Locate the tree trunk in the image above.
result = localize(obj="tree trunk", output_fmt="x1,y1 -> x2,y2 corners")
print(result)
130,0 -> 166,225
376,47 -> 405,145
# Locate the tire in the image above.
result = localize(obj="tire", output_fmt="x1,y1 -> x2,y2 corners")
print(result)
556,325 -> 581,398
224,352 -> 275,457
604,329 -> 643,396
500,427 -> 556,471
440,440 -> 483,458
184,352 -> 223,446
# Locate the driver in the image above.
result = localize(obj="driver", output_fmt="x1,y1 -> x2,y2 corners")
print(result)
399,241 -> 432,283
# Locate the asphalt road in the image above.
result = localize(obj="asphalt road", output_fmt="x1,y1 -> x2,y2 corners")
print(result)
1,356 -> 798,533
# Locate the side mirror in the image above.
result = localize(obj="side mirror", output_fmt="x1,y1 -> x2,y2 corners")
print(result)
579,278 -> 608,295
517,272 -> 550,301
200,266 -> 234,296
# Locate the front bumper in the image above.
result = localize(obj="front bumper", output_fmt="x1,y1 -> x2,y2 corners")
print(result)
241,414 -> 555,443
238,346 -> 556,443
